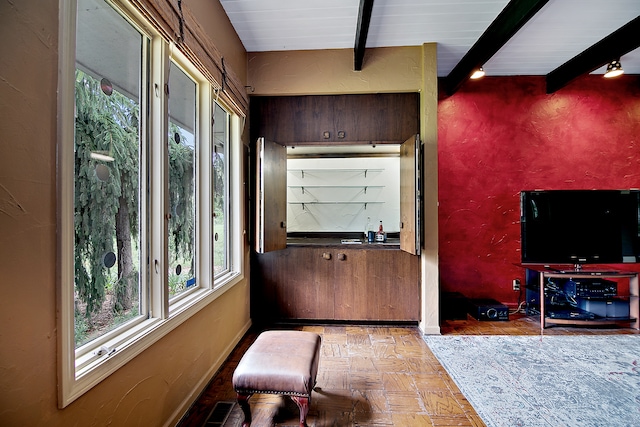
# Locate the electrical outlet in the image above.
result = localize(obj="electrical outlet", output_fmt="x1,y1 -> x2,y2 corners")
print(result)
512,279 -> 521,291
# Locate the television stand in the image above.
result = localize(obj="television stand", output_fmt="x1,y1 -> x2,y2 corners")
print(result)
524,267 -> 639,331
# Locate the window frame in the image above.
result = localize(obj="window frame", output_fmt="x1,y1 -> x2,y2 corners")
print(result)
57,0 -> 245,408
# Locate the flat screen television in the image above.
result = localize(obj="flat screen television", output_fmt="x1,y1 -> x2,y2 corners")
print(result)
520,190 -> 640,265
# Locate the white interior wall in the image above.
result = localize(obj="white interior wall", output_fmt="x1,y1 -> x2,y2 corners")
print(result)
286,157 -> 400,233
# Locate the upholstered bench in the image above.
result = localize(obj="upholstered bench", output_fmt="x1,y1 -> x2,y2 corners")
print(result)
232,330 -> 322,427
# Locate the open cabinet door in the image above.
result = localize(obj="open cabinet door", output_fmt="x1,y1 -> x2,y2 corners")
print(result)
256,137 -> 287,253
400,134 -> 421,255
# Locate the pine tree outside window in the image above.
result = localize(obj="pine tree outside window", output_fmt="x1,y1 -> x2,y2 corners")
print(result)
168,63 -> 197,299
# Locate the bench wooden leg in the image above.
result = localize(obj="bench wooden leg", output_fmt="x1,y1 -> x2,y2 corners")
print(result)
236,393 -> 253,427
290,395 -> 310,427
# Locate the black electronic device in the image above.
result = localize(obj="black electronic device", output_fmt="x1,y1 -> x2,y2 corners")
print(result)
563,278 -> 617,299
578,298 -> 630,318
520,190 -> 640,265
469,298 -> 509,321
547,307 -> 596,320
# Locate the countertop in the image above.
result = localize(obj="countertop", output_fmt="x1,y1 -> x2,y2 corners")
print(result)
286,236 -> 400,249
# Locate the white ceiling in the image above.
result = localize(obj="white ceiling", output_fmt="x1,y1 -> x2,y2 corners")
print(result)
220,0 -> 640,77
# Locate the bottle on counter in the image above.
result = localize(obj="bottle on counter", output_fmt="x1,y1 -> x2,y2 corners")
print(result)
366,217 -> 375,242
375,220 -> 386,242
364,217 -> 371,238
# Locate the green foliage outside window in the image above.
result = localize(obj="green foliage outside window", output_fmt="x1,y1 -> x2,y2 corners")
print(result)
74,70 -> 139,324
168,125 -> 195,296
74,70 -> 195,346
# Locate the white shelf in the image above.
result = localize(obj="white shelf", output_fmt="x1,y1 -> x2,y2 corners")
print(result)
289,201 -> 384,210
288,168 -> 384,178
288,185 -> 384,194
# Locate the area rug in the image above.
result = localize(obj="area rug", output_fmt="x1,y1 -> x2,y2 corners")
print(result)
423,335 -> 640,427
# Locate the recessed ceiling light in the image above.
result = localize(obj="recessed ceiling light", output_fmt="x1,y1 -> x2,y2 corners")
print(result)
470,67 -> 485,80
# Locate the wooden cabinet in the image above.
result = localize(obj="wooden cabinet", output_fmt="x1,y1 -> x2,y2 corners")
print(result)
255,138 -> 287,253
252,246 -> 420,322
250,93 -> 419,144
332,249 -> 368,319
253,247 -> 335,319
250,92 -> 423,323
252,92 -> 422,256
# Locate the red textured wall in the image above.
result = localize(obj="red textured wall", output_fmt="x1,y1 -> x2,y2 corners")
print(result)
437,75 -> 640,305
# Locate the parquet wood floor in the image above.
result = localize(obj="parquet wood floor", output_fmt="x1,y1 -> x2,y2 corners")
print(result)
177,315 -> 638,427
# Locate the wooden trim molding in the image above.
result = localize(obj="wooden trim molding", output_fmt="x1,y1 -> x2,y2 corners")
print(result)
130,0 -> 248,116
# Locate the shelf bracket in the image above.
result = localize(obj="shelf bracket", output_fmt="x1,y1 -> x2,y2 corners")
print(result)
301,186 -> 305,194
364,186 -> 368,194
364,202 -> 368,210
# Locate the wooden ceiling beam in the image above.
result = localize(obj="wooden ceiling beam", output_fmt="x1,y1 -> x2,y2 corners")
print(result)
444,0 -> 549,96
546,16 -> 640,93
354,0 -> 374,71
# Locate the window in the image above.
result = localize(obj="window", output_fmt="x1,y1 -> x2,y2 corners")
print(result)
73,0 -> 147,350
58,0 -> 244,407
168,62 -> 197,299
213,102 -> 230,277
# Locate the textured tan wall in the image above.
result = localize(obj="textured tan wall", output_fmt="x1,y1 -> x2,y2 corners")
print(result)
0,0 -> 250,425
248,46 -> 423,95
420,43 -> 440,334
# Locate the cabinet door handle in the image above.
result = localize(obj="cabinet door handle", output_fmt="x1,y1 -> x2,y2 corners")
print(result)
322,252 -> 331,260
337,253 -> 346,261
